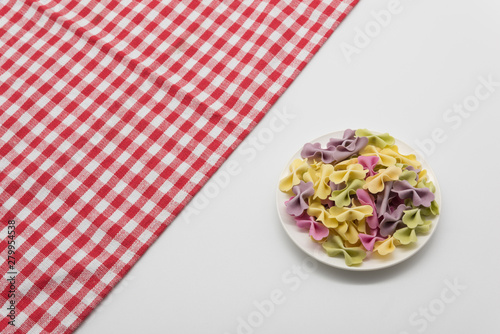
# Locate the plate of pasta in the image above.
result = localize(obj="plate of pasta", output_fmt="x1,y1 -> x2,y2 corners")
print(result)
276,129 -> 441,271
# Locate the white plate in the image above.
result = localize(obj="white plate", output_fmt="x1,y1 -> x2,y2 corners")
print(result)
276,130 -> 441,271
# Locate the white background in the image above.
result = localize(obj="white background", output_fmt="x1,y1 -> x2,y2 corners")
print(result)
76,0 -> 500,333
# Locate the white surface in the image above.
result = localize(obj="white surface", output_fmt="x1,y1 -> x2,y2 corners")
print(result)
76,0 -> 500,333
276,131 -> 442,271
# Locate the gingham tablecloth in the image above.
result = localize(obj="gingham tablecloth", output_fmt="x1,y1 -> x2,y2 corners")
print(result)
0,0 -> 359,332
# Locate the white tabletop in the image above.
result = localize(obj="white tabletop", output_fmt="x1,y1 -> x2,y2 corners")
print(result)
76,0 -> 500,333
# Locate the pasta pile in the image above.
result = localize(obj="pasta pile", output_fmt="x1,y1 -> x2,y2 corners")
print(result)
279,129 -> 439,266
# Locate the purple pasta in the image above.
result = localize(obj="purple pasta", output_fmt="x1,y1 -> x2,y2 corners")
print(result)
391,180 -> 435,207
329,181 -> 344,191
286,181 -> 315,216
327,129 -> 369,161
375,181 -> 396,217
301,142 -> 336,163
379,204 -> 408,237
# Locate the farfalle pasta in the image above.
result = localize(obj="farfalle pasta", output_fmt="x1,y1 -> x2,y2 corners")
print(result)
279,129 -> 440,266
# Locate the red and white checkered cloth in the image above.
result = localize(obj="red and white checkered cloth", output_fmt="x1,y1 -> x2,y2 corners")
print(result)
0,0 -> 358,332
